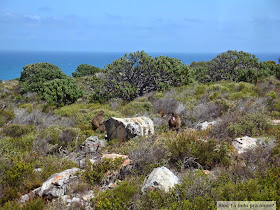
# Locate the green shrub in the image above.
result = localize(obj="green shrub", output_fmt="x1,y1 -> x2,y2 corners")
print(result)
42,78 -> 83,107
165,130 -> 231,169
20,63 -> 68,93
0,134 -> 35,159
119,136 -> 168,176
190,50 -> 274,84
94,181 -> 139,210
4,160 -> 33,187
72,64 -> 102,77
83,158 -> 124,185
2,124 -> 34,138
21,197 -> 45,210
122,98 -> 154,116
89,75 -> 111,103
54,103 -> 90,117
0,109 -> 14,127
101,51 -> 190,101
138,167 -> 280,209
2,197 -> 45,210
227,112 -> 271,138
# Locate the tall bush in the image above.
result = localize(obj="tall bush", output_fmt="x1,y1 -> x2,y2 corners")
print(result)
20,63 -> 67,93
191,50 -> 274,83
100,51 -> 190,101
42,78 -> 83,107
72,64 -> 102,77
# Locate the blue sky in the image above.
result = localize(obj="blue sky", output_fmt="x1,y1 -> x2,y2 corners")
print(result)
0,0 -> 279,53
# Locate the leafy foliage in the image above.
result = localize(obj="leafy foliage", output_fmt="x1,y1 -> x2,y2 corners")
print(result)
165,130 -> 231,169
20,63 -> 68,93
96,51 -> 190,101
227,112 -> 271,138
191,50 -> 275,83
122,98 -> 154,116
83,158 -> 124,185
94,181 -> 139,210
2,124 -> 34,138
72,64 -> 102,77
0,109 -> 14,127
42,78 -> 83,107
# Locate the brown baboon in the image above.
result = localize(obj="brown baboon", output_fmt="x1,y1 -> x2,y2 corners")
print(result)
91,110 -> 105,132
168,113 -> 181,131
158,110 -> 167,118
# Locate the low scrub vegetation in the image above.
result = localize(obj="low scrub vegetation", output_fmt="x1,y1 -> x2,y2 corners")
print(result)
0,50 -> 280,209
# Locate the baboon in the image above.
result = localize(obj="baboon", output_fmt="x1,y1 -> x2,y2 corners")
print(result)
91,110 -> 105,132
158,110 -> 167,118
168,112 -> 181,131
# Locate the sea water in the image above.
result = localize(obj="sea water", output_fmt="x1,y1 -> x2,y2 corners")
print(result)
0,50 -> 279,81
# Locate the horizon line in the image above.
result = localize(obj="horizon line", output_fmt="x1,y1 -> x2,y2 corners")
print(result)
0,49 -> 279,54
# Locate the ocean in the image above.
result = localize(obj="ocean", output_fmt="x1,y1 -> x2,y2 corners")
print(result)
0,50 -> 279,81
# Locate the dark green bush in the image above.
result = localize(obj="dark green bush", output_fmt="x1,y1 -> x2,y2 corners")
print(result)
191,50 -> 274,84
72,64 -> 102,77
94,181 -> 139,210
89,75 -> 110,103
20,63 -> 67,93
100,51 -> 190,101
42,78 -> 83,107
3,160 -> 33,187
2,124 -> 34,138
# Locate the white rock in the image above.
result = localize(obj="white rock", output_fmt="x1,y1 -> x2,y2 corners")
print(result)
105,117 -> 154,141
39,168 -> 80,198
20,194 -> 30,203
196,121 -> 217,131
81,136 -> 106,154
142,167 -> 179,192
72,197 -> 81,203
233,136 -> 258,154
34,168 -> 42,173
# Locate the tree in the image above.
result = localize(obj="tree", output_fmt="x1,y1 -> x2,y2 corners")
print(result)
72,64 -> 102,77
208,50 -> 260,82
191,50 -> 273,83
20,63 -> 67,93
101,51 -> 190,101
42,78 -> 83,107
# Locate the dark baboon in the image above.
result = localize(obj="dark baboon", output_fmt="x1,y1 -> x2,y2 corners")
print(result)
92,110 -> 105,132
168,113 -> 181,131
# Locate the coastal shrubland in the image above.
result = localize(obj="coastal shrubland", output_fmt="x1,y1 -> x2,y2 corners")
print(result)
72,64 -> 102,78
0,50 -> 280,209
91,51 -> 190,101
19,62 -> 83,107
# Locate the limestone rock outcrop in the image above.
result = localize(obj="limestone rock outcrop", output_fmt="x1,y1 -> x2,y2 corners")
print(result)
105,117 -> 154,141
233,136 -> 275,154
38,168 -> 81,198
81,136 -> 106,154
142,167 -> 179,192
